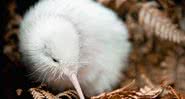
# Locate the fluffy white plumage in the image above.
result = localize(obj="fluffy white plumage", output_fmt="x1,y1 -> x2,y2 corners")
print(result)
19,0 -> 131,98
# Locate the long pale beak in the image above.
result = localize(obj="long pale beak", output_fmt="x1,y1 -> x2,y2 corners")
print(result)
63,66 -> 85,99
68,73 -> 85,99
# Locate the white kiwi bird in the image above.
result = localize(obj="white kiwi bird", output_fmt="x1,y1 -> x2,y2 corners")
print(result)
19,0 -> 131,98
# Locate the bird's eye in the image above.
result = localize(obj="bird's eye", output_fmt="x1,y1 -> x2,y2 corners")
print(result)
52,58 -> 59,63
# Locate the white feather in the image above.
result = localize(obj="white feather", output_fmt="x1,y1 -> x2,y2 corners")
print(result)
19,0 -> 131,97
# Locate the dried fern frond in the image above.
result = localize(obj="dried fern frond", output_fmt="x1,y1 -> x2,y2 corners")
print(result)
28,83 -> 78,99
56,90 -> 79,99
162,85 -> 182,99
139,2 -> 185,43
91,80 -> 138,99
29,88 -> 45,99
137,86 -> 163,98
91,79 -> 184,99
29,88 -> 56,99
40,90 -> 56,99
91,84 -> 163,99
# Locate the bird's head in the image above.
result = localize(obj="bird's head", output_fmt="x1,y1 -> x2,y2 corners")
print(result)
19,16 -> 85,99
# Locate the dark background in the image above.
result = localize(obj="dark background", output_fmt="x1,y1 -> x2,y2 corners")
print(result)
0,0 -> 38,98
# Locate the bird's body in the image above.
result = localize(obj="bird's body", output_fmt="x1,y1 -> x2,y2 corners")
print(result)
19,0 -> 131,98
